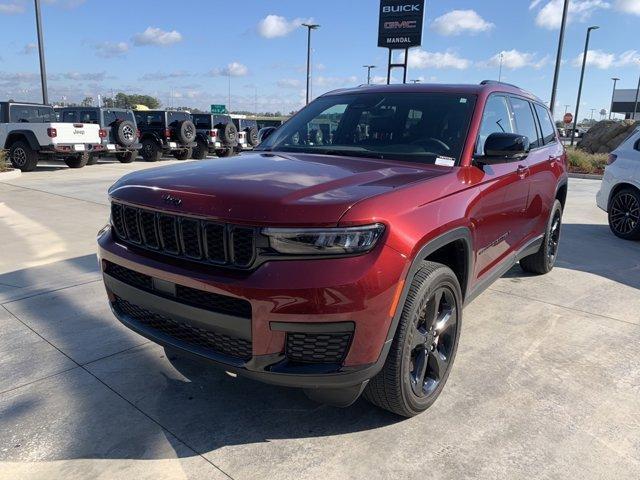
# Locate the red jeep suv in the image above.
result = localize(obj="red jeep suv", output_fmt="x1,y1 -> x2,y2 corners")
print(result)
98,81 -> 567,417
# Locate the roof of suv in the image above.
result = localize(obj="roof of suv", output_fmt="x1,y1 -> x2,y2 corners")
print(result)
321,81 -> 543,105
55,106 -> 131,112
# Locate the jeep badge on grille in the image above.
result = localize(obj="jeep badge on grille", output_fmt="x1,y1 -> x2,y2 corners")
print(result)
162,194 -> 182,206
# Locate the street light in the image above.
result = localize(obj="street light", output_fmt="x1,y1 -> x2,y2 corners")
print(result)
564,104 -> 571,114
34,0 -> 48,104
302,23 -> 320,105
570,25 -> 599,146
609,77 -> 620,119
363,65 -> 376,85
549,0 -> 570,115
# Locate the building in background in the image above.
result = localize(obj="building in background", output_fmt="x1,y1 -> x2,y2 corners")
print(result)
611,89 -> 640,120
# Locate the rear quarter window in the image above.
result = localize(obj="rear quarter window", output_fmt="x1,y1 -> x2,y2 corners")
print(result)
533,103 -> 557,145
193,115 -> 211,129
9,105 -> 56,123
104,110 -> 135,126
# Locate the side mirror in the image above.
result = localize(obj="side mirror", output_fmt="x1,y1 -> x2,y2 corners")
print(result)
482,132 -> 530,162
258,126 -> 277,144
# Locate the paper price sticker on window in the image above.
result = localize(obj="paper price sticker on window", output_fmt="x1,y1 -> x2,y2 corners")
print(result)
435,156 -> 455,167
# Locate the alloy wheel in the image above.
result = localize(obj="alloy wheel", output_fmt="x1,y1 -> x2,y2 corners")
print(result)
122,125 -> 134,141
12,147 -> 27,167
547,210 -> 562,263
408,286 -> 458,398
610,192 -> 640,235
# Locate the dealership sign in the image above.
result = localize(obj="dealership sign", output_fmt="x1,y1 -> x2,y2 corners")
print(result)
378,0 -> 425,48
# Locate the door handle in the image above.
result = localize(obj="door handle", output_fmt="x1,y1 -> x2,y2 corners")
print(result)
517,164 -> 529,177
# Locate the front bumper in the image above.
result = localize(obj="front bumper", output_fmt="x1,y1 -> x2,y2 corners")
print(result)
596,169 -> 611,212
97,226 -> 408,388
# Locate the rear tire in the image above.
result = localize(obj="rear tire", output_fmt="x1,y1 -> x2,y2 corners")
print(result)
87,155 -> 99,166
608,187 -> 640,240
173,148 -> 192,161
64,153 -> 89,169
9,141 -> 39,172
520,200 -> 563,274
192,139 -> 208,160
141,140 -> 162,162
215,148 -> 234,158
116,150 -> 137,163
363,261 -> 462,417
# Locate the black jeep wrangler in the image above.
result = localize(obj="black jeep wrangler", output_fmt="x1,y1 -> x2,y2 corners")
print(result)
56,107 -> 141,164
133,110 -> 197,162
191,114 -> 238,159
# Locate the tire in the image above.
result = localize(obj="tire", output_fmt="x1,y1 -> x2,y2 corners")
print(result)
113,121 -> 137,147
363,261 -> 462,417
87,155 -> 99,166
116,150 -> 137,163
215,148 -> 234,158
192,138 -> 208,160
141,139 -> 162,162
608,187 -> 640,240
64,153 -> 89,169
9,140 -> 39,172
173,148 -> 192,161
520,199 -> 563,274
216,122 -> 238,144
176,120 -> 196,144
245,126 -> 259,147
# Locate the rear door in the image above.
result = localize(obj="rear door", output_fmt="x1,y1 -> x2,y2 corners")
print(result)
472,94 -> 531,279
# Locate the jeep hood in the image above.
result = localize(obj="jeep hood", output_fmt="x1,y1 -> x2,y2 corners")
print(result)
108,152 -> 449,226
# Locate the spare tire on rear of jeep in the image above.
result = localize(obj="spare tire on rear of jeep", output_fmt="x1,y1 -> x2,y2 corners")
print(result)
216,122 -> 237,144
176,120 -> 196,144
245,126 -> 259,147
113,120 -> 137,147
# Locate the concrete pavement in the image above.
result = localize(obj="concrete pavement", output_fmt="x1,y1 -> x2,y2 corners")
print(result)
1,159 -> 639,479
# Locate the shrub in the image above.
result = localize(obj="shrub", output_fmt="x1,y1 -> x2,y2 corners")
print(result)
566,147 -> 608,175
0,150 -> 9,172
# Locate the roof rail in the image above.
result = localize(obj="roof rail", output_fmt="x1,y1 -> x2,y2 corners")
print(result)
479,80 -> 521,89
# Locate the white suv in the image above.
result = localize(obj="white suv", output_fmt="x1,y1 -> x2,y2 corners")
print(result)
1,101 -> 102,171
596,127 -> 640,240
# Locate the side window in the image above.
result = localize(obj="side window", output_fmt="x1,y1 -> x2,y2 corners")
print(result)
134,112 -> 145,126
511,97 -> 542,149
80,110 -> 98,124
62,110 -> 78,122
534,103 -> 557,144
476,95 -> 514,155
148,113 -> 164,127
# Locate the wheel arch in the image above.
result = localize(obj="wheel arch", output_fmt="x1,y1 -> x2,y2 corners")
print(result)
5,131 -> 39,151
555,180 -> 568,210
609,181 -> 640,207
140,132 -> 161,146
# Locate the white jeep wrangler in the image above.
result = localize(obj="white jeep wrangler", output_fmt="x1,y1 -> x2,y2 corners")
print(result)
1,101 -> 103,171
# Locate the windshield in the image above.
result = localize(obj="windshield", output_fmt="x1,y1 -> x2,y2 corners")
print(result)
258,92 -> 476,164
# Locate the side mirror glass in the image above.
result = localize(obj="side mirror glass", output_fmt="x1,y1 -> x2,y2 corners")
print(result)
481,132 -> 530,164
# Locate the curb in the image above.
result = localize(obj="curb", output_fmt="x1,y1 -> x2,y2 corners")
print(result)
568,172 -> 602,180
0,169 -> 22,181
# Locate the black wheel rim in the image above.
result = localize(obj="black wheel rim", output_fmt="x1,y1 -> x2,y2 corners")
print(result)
611,193 -> 639,235
13,147 -> 26,167
408,286 -> 458,398
548,210 -> 561,262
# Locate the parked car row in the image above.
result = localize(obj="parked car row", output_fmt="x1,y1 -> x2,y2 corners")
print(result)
1,100 -> 266,171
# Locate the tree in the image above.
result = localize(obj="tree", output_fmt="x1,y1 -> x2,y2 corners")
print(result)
81,96 -> 94,106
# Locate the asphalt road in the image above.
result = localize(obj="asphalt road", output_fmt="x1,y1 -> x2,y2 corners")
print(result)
1,158 -> 639,480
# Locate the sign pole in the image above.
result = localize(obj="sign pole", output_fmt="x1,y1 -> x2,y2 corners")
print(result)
387,49 -> 392,85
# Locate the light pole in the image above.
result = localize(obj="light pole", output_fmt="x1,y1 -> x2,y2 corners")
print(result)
571,25 -> 599,146
363,65 -> 376,85
302,23 -> 320,105
633,74 -> 640,121
609,77 -> 620,119
34,0 -> 48,104
549,0 -> 569,115
498,53 -> 504,82
564,104 -> 571,114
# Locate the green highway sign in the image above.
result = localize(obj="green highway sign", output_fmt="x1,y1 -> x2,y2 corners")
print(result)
210,104 -> 227,114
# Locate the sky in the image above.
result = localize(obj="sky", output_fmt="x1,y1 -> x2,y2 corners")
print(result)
0,0 -> 639,119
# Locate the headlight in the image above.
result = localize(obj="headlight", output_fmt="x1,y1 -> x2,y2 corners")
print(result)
262,224 -> 385,255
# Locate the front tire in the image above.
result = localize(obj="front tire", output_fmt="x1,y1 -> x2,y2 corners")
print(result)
608,187 -> 640,240
520,199 -> 563,274
141,140 -> 162,162
364,261 -> 462,417
216,148 -> 234,158
192,139 -> 208,160
64,153 -> 89,169
116,150 -> 137,163
173,148 -> 192,161
87,155 -> 99,166
9,141 -> 39,172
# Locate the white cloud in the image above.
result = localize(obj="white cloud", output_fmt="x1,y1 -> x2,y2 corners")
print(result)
210,62 -> 249,77
482,50 -> 550,69
572,49 -> 615,68
615,49 -> 640,66
431,10 -> 494,36
257,15 -> 313,39
314,76 -> 358,88
133,27 -> 182,46
277,78 -> 302,88
407,50 -> 471,70
20,43 -> 36,55
0,2 -> 24,14
615,0 -> 640,14
140,71 -> 191,81
531,0 -> 610,29
95,41 -> 129,58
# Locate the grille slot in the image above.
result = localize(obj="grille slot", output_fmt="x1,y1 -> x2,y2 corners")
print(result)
113,297 -> 252,360
104,262 -> 153,290
110,202 -> 257,269
286,332 -> 352,364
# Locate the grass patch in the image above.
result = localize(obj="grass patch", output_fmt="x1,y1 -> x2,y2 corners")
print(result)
566,147 -> 608,175
0,150 -> 10,173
